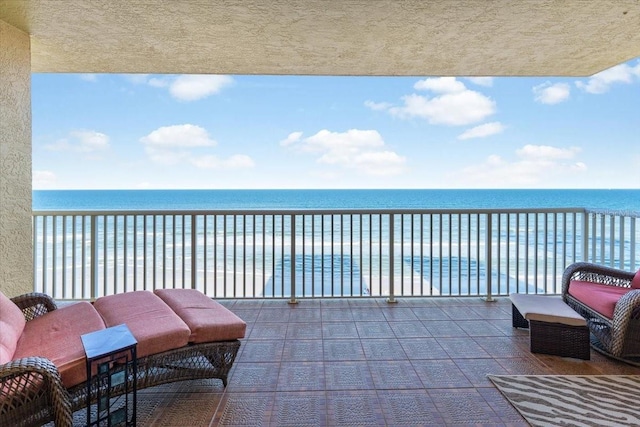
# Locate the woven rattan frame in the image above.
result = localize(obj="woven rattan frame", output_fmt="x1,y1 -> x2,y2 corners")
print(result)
1,293 -> 241,427
561,262 -> 640,359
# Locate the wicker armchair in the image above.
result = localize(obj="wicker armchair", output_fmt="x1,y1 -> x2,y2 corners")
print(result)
1,292 -> 243,427
561,262 -> 640,359
1,294 -> 73,427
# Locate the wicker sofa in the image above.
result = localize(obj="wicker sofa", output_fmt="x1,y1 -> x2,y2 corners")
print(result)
562,262 -> 640,360
0,289 -> 246,427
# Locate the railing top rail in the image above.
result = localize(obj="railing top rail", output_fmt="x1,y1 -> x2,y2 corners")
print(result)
585,208 -> 640,218
32,207 -> 589,216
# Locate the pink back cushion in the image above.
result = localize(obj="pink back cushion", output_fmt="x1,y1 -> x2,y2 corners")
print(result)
631,269 -> 640,289
0,291 -> 27,364
13,302 -> 106,388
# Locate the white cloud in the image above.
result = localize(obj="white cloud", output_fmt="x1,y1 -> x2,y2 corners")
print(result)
452,144 -> 586,187
169,75 -> 234,101
140,124 -> 217,148
389,90 -> 496,126
364,100 -> 392,111
466,77 -> 494,87
575,61 -> 640,94
280,132 -> 303,147
385,77 -> 496,126
124,74 -> 234,101
45,130 -> 110,153
458,122 -> 505,140
533,82 -> 570,104
33,170 -> 57,189
282,129 -> 407,176
414,77 -> 466,93
140,124 -> 252,169
516,144 -> 580,160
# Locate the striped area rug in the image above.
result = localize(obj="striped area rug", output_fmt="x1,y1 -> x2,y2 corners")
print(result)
488,375 -> 640,427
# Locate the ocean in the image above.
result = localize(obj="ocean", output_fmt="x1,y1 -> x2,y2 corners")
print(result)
32,189 -> 640,211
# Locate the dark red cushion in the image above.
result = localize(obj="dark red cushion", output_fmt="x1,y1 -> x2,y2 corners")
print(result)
568,280 -> 632,319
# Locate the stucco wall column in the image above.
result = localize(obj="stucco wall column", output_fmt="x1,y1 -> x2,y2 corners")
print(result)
0,20 -> 33,297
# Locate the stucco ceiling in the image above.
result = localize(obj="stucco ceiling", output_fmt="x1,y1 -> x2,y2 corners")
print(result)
1,0 -> 639,76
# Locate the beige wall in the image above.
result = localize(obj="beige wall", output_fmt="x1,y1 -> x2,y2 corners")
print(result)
0,20 -> 32,297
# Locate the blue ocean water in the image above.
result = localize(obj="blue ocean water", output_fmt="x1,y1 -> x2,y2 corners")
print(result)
32,189 -> 640,211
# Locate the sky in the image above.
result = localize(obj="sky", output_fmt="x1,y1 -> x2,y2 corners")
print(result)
32,58 -> 640,190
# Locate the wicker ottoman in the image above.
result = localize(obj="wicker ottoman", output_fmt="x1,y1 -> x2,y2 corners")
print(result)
510,293 -> 590,360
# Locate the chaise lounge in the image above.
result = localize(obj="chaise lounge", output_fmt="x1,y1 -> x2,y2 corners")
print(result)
0,288 -> 246,427
562,262 -> 640,361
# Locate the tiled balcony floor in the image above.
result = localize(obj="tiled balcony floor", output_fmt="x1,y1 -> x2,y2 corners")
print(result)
128,297 -> 640,426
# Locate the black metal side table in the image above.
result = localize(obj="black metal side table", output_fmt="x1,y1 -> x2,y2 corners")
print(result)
81,324 -> 138,426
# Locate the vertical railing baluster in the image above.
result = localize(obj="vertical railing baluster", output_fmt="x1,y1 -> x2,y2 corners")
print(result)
33,216 -> 38,293
420,214 -> 424,295
143,215 -> 147,291
331,215 -> 334,297
467,214 -> 472,295
234,215 -> 237,297
62,216 -> 67,299
387,213 -> 396,303
485,213 -> 493,301
161,215 -> 166,289
281,215 -> 285,298
379,214 -> 383,294
203,215 -> 208,293
312,215 -> 316,297
133,216 -> 137,290
214,215 -> 218,296
103,215 -> 108,296
515,213 -> 520,293
252,215 -> 256,297
350,214 -> 354,297
340,214 -> 344,297
289,214 -> 297,304
122,215 -> 130,292
447,214 -> 452,295
52,216 -> 58,298
458,214 -> 462,295
191,214 -> 197,290
113,215 -> 118,294
619,216 -> 625,270
302,215 -> 306,298
400,214 -> 404,296
90,215 -> 98,301
321,215 -> 325,296
631,217 -> 636,270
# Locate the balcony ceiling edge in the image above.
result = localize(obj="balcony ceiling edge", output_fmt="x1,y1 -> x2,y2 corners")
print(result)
0,0 -> 639,76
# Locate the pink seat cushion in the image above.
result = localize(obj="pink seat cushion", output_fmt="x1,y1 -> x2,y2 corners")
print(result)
154,289 -> 246,342
13,302 -> 106,388
0,291 -> 27,364
93,291 -> 190,358
568,280 -> 632,319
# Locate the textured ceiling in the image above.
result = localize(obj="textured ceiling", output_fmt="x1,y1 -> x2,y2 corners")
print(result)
1,0 -> 639,76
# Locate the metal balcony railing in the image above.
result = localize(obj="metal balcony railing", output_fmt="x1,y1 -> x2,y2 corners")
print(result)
32,208 -> 639,301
